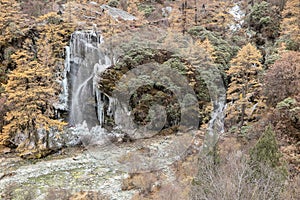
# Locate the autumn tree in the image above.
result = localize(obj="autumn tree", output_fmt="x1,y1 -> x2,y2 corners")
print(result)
168,2 -> 182,31
37,12 -> 74,58
0,0 -> 27,92
195,0 -> 233,36
226,43 -> 263,128
0,39 -> 65,155
120,0 -> 144,21
0,0 -> 26,47
168,0 -> 233,36
196,37 -> 216,62
280,0 -> 300,51
19,0 -> 58,17
0,13 -> 72,156
168,0 -> 199,33
0,0 -> 29,137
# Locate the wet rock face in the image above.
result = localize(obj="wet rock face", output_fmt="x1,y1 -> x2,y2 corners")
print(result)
97,48 -> 211,134
68,31 -> 109,129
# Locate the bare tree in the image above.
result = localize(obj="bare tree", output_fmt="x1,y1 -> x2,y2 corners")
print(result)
191,152 -> 286,200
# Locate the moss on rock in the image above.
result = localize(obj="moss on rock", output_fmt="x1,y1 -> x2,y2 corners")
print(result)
98,47 -> 211,133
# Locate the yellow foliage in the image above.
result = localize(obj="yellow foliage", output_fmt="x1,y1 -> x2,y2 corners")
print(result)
127,0 -> 141,17
196,38 -> 216,61
0,19 -> 69,152
195,0 -> 234,34
0,9 -> 76,153
281,0 -> 300,49
226,43 -> 263,127
0,0 -> 27,46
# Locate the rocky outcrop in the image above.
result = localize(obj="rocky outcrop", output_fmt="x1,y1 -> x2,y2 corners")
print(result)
97,47 -> 212,137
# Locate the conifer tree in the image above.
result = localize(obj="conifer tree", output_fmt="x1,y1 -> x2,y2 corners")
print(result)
37,12 -> 73,58
0,0 -> 25,46
247,1 -> 281,42
0,13 -> 72,155
197,38 -> 216,62
0,39 -> 65,154
280,0 -> 300,50
127,0 -> 140,16
226,43 -> 262,128
250,126 -> 282,168
168,3 -> 182,31
0,0 -> 27,92
195,0 -> 233,36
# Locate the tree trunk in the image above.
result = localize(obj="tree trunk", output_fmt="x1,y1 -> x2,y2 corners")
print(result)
239,88 -> 246,129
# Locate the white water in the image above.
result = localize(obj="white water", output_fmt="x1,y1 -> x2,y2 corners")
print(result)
198,66 -> 227,153
64,30 -> 112,128
207,97 -> 226,136
70,74 -> 94,125
229,4 -> 245,31
63,5 -> 136,128
54,46 -> 71,111
63,25 -> 227,155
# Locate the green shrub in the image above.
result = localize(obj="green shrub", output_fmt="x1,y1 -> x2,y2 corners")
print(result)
108,0 -> 119,8
138,4 -> 155,17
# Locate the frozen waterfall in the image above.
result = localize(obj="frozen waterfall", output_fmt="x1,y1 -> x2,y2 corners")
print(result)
59,30 -> 112,129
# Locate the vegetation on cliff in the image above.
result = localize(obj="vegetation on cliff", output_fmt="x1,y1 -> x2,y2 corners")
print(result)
0,4 -> 74,155
0,0 -> 299,199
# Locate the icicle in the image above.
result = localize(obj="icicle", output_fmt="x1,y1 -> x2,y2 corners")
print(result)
95,90 -> 105,127
107,97 -> 116,117
54,46 -> 71,111
65,46 -> 70,72
66,30 -> 116,128
100,35 -> 104,44
62,46 -> 71,109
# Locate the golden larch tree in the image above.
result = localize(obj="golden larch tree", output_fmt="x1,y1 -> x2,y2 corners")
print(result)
196,37 -> 216,62
0,0 -> 26,46
280,0 -> 300,51
226,43 -> 263,128
0,0 -> 27,92
37,12 -> 74,58
0,12 -> 72,156
0,39 -> 65,156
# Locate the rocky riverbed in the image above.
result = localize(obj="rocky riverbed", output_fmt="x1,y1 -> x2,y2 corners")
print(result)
0,132 -> 203,200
